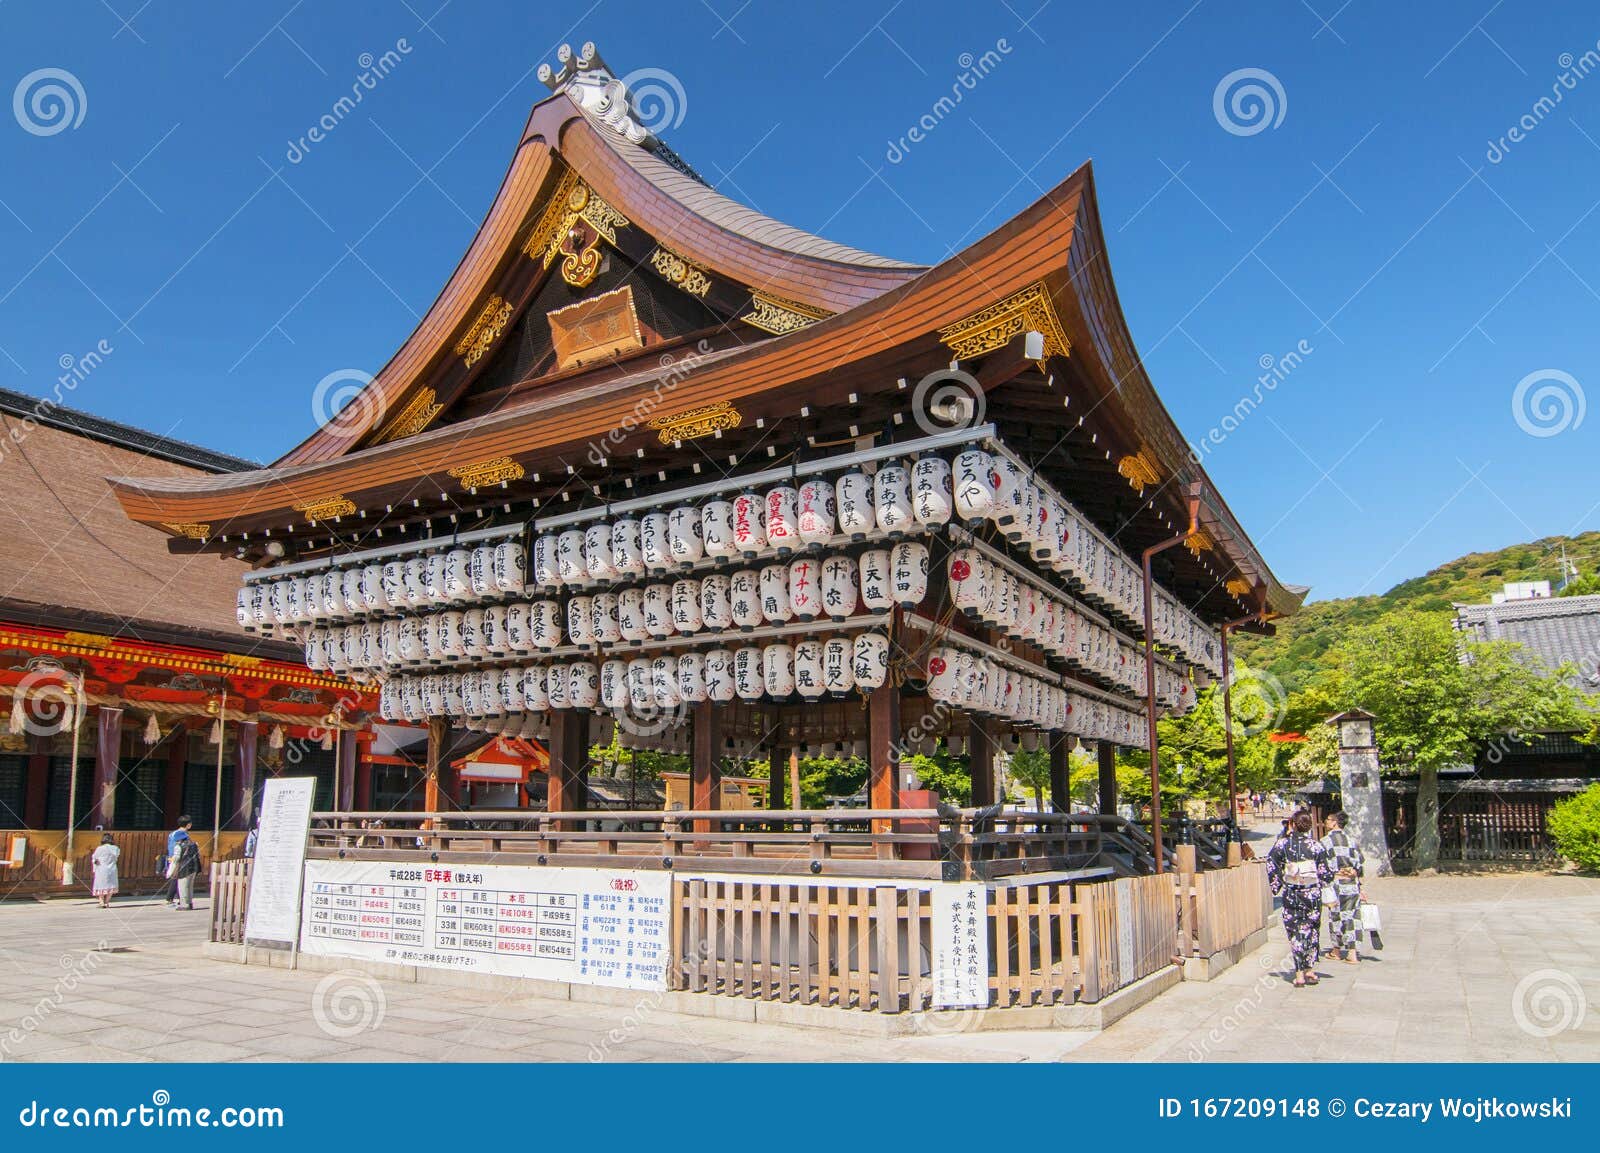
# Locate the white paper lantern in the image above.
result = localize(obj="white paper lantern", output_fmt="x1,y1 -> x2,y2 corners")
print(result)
567,595 -> 595,647
643,583 -> 674,639
522,666 -> 549,711
788,557 -> 822,621
268,581 -> 290,625
651,655 -> 680,708
822,637 -> 854,695
569,662 -> 599,709
853,632 -> 889,689
731,492 -> 767,556
820,555 -> 858,622
337,568 -> 362,615
444,549 -> 472,602
911,456 -> 953,527
763,643 -> 796,698
585,524 -> 617,582
925,646 -> 962,704
758,565 -> 793,623
591,592 -> 621,645
889,541 -> 929,608
304,628 -> 326,670
668,505 -> 704,567
874,463 -> 913,535
546,664 -> 571,711
835,471 -> 874,540
600,660 -> 628,709
730,570 -> 761,630
764,485 -> 799,554
528,600 -> 563,650
504,603 -> 532,652
952,449 -> 996,520
671,579 -> 703,633
532,534 -> 560,591
948,549 -> 989,614
358,565 -> 386,612
793,640 -> 824,699
482,605 -> 508,653
493,540 -> 526,594
436,611 -> 466,658
701,500 -> 736,558
396,617 -> 422,662
236,586 -> 256,629
443,674 -> 467,717
461,609 -> 488,658
641,511 -> 672,574
463,547 -> 490,599
421,675 -> 446,716
990,456 -> 1025,533
699,574 -> 732,631
556,530 -> 587,586
460,670 -> 484,716
611,518 -> 643,577
378,618 -> 401,666
704,648 -> 735,702
859,549 -> 892,611
797,479 -> 836,547
626,658 -> 652,710
733,648 -> 763,700
617,588 -> 647,642
676,652 -> 707,703
390,559 -> 417,610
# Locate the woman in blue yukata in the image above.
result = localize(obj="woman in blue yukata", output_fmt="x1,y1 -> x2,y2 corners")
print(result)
1266,808 -> 1334,987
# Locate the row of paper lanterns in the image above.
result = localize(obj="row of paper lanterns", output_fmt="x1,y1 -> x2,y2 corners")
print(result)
919,646 -> 1151,747
301,545 -> 929,675
375,634 -> 894,721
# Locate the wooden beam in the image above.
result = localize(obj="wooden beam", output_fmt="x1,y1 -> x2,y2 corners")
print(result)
546,710 -> 589,827
868,683 -> 900,855
1049,733 -> 1071,814
423,716 -> 451,814
1097,740 -> 1118,816
970,717 -> 998,807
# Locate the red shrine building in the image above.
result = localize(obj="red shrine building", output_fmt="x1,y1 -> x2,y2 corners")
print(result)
104,43 -> 1303,853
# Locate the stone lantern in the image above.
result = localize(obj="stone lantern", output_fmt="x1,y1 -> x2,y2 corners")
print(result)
1326,709 -> 1391,876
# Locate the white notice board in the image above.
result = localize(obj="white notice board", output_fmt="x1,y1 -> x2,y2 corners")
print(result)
298,860 -> 671,991
930,882 -> 990,1008
243,776 -> 317,946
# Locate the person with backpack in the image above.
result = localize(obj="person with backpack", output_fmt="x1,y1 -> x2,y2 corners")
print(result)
169,831 -> 202,910
1266,808 -> 1334,987
160,816 -> 193,906
1320,810 -> 1366,964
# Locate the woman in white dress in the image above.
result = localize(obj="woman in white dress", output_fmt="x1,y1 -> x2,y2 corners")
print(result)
90,834 -> 120,908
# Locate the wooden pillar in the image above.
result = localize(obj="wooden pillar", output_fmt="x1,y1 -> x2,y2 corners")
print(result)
546,710 -> 589,826
162,724 -> 187,827
969,717 -> 998,807
1048,733 -> 1071,814
354,749 -> 374,812
23,734 -> 49,828
337,727 -> 358,811
234,720 -> 258,830
765,742 -> 785,811
868,683 -> 900,854
691,700 -> 721,834
1097,741 -> 1118,816
90,705 -> 121,829
423,716 -> 451,814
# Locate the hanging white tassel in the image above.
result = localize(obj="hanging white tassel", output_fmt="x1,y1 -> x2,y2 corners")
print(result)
320,728 -> 334,751
8,694 -> 23,736
143,714 -> 160,745
269,724 -> 285,750
208,718 -> 223,745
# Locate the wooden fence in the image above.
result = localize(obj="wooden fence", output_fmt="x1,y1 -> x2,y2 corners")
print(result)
1175,860 -> 1271,957
209,859 -> 252,945
671,871 -> 1179,1010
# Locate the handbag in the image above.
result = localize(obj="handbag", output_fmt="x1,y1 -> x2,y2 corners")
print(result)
1320,884 -> 1339,908
1359,901 -> 1381,931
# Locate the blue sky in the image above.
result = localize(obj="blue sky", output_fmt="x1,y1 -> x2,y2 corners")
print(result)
1,0 -> 1596,603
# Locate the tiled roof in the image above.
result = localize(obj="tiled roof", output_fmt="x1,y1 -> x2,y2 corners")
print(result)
1455,594 -> 1600,690
0,387 -> 258,473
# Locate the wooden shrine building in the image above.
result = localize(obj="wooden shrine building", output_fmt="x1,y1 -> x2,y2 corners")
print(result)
0,387 -> 375,887
109,43 -> 1304,880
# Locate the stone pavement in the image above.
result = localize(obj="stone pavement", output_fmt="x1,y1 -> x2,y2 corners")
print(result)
2,870 -> 1596,1063
1065,871 -> 1600,1062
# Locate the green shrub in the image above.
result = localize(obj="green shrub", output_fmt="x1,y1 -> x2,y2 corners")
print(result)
1548,783 -> 1600,872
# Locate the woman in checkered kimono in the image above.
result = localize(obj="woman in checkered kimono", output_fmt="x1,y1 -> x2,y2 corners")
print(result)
1319,811 -> 1365,963
1266,809 -> 1334,986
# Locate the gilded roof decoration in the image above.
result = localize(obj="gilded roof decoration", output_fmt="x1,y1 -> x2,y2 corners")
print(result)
372,386 -> 443,444
936,281 -> 1071,362
162,522 -> 210,541
453,295 -> 514,368
1116,451 -> 1161,494
647,400 -> 742,444
447,456 -> 526,489
292,495 -> 358,522
741,292 -> 829,336
649,245 -> 711,297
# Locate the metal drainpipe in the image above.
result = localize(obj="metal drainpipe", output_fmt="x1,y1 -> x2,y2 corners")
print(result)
1141,483 -> 1204,874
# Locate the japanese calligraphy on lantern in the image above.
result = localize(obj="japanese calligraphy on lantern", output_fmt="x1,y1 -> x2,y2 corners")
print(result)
930,881 -> 989,1008
298,860 -> 671,990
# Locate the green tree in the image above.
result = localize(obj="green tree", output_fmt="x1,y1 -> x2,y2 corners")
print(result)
1328,609 -> 1589,870
1006,748 -> 1052,809
1547,783 -> 1600,872
904,746 -> 971,806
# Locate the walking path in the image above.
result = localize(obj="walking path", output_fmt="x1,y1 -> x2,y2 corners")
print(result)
2,866 -> 1596,1062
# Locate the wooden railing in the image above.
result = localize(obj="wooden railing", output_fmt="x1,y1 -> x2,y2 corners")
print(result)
304,808 -> 1155,880
672,871 -> 1178,1009
1174,859 -> 1272,957
210,859 -> 252,945
0,829 -> 234,898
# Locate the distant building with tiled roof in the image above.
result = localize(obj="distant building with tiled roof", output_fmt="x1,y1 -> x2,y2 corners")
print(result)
1454,587 -> 1600,692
